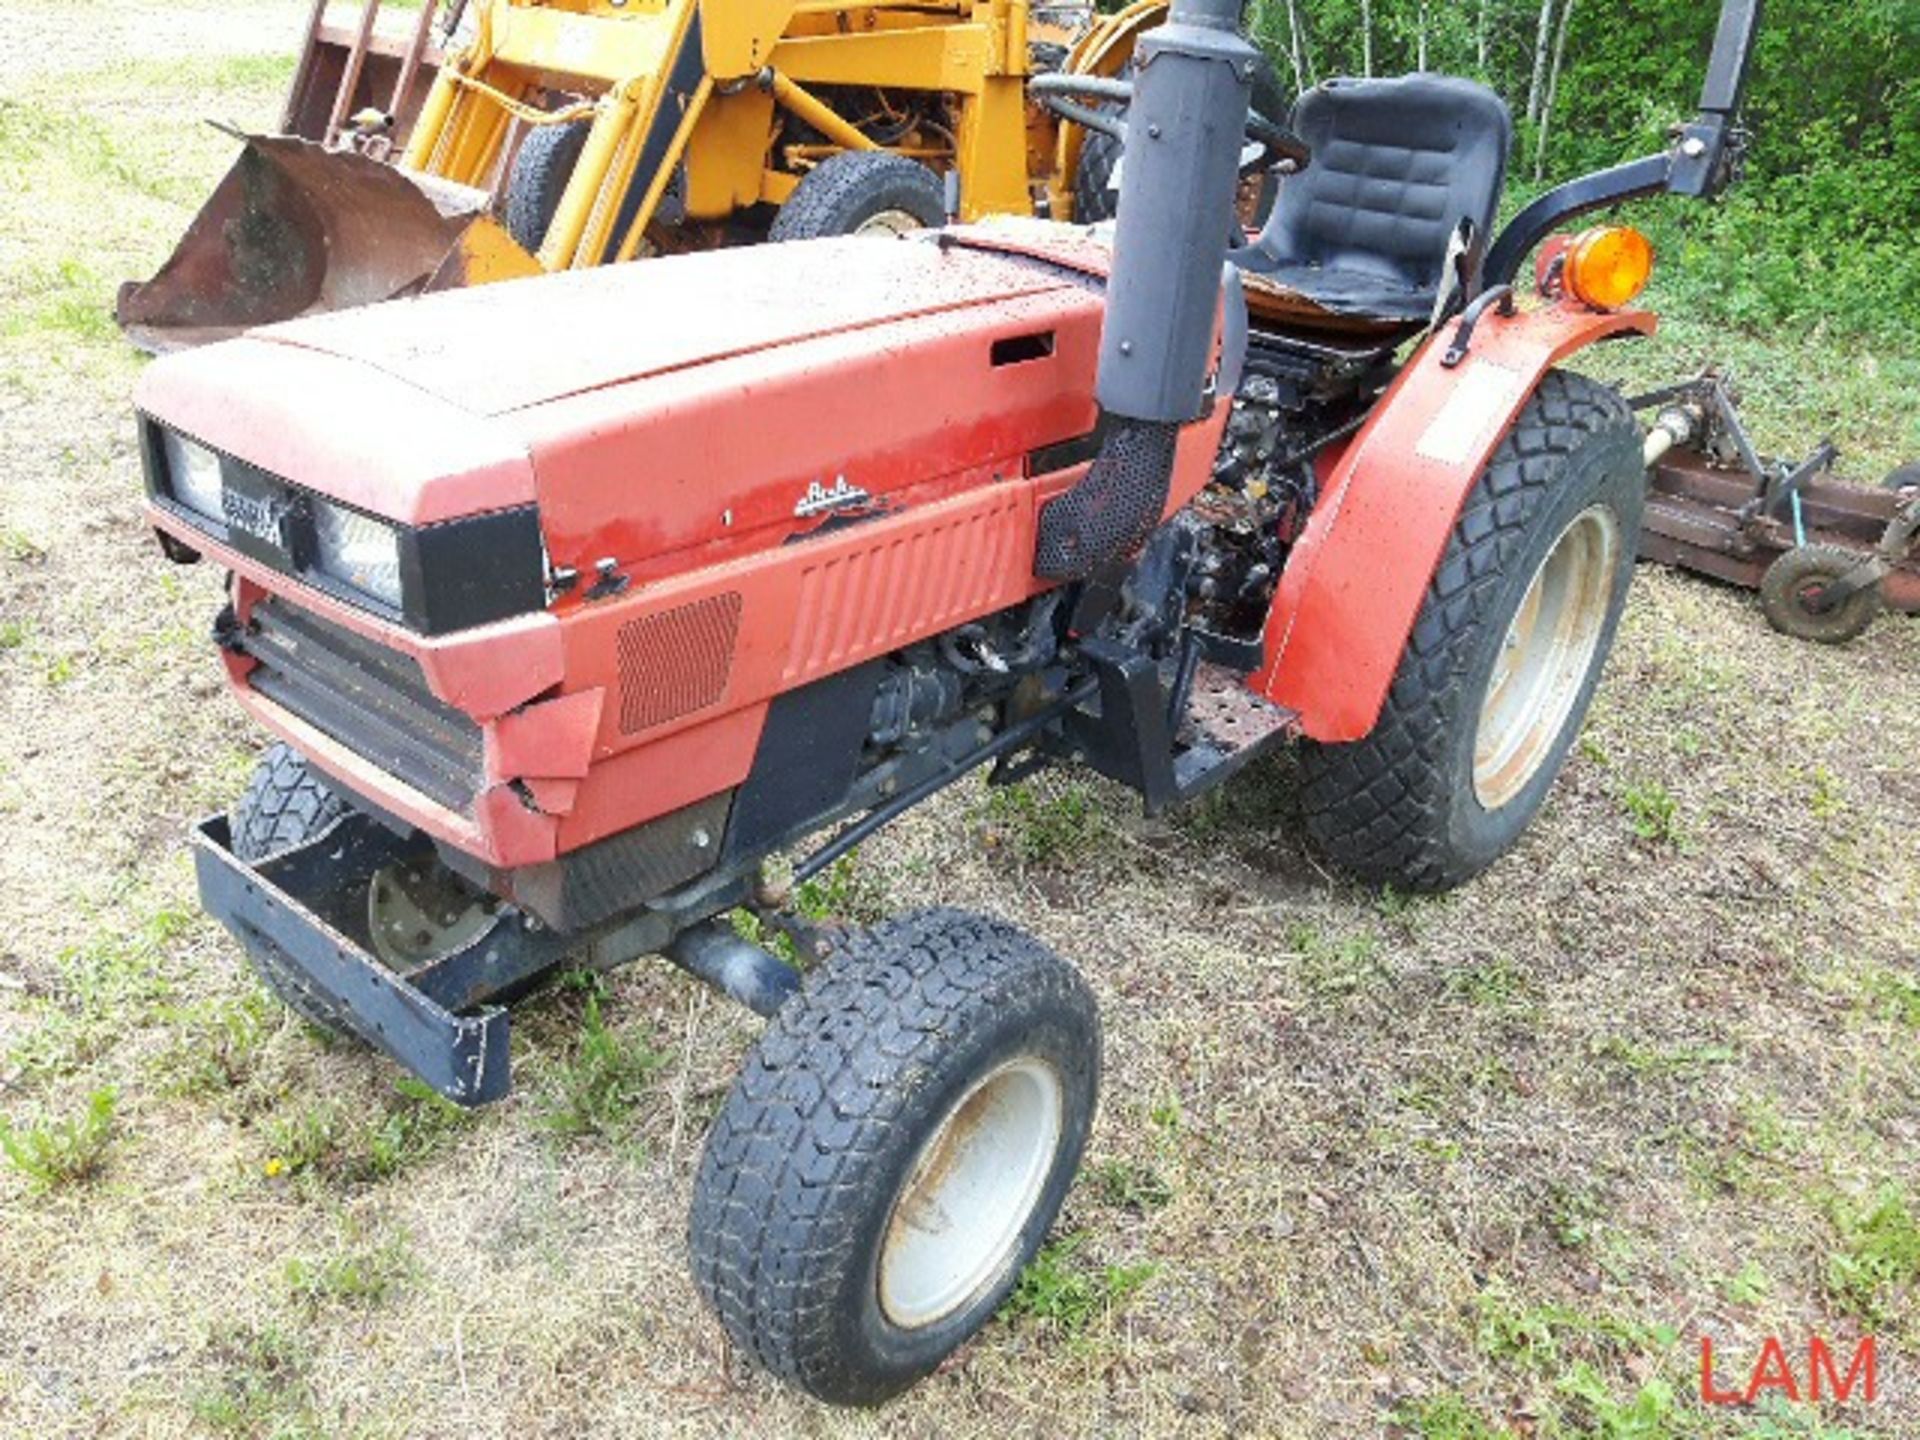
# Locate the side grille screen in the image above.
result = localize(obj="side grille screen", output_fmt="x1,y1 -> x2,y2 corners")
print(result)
617,592 -> 742,734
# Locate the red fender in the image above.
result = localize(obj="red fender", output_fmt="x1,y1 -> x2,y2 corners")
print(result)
1251,300 -> 1655,742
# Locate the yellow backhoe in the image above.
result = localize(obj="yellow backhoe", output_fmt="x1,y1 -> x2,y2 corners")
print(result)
116,0 -> 1175,350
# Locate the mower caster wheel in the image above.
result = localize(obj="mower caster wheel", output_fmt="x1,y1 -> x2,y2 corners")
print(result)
689,908 -> 1099,1405
1299,370 -> 1642,893
1881,462 -> 1920,493
769,152 -> 946,242
228,744 -> 361,1040
1759,545 -> 1883,645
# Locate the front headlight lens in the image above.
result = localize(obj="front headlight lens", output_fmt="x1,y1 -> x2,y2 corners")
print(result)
161,430 -> 224,520
312,502 -> 403,609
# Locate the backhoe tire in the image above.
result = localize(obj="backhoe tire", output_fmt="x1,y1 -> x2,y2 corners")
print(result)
1759,545 -> 1883,645
229,744 -> 358,1039
1298,370 -> 1643,893
689,908 -> 1099,1406
769,152 -> 946,242
1072,56 -> 1288,226
504,120 -> 591,255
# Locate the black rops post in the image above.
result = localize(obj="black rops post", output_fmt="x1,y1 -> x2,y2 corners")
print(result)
1483,0 -> 1763,288
1035,0 -> 1258,581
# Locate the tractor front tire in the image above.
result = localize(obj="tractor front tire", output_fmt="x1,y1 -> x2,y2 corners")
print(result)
1299,370 -> 1643,892
1758,545 -> 1883,645
504,120 -> 591,255
688,908 -> 1099,1405
229,744 -> 359,1039
769,152 -> 946,242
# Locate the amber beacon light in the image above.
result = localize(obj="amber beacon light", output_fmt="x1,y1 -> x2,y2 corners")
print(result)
1562,225 -> 1655,310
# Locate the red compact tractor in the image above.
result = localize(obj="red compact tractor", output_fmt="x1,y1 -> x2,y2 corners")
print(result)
135,0 -> 1760,1404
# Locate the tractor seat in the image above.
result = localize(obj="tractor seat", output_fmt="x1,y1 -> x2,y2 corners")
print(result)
1234,74 -> 1512,333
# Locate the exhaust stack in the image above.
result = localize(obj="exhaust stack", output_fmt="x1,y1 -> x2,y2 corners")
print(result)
1036,0 -> 1256,580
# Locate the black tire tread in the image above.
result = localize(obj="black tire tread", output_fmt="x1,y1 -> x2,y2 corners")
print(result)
1758,544 -> 1883,644
768,152 -> 945,242
688,907 -> 1097,1402
503,120 -> 591,254
1298,370 -> 1637,891
231,743 -> 348,865
229,744 -> 356,1037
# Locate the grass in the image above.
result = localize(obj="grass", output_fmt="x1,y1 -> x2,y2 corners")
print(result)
284,1235 -> 413,1310
535,985 -> 669,1141
1004,1234 -> 1157,1337
0,1085 -> 116,1190
1825,1185 -> 1920,1326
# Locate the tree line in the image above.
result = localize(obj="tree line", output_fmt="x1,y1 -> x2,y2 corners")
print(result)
1237,0 -> 1920,340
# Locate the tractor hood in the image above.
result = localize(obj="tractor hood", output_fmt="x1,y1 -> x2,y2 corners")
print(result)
136,228 -> 1112,575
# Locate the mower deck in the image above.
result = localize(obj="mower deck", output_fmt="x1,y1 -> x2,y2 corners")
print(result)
1643,448 -> 1920,614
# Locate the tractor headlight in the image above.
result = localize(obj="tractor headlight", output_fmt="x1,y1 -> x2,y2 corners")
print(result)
161,430 -> 225,520
311,501 -> 404,609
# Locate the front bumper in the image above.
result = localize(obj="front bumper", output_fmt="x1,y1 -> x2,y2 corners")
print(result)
192,813 -> 569,1105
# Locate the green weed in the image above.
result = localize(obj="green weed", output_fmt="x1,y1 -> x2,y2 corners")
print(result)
354,1076 -> 473,1181
538,988 -> 668,1140
1826,1184 -> 1920,1325
1288,920 -> 1386,997
1089,1157 -> 1174,1213
977,780 -> 1101,866
0,1085 -> 116,1190
260,1101 -> 348,1179
1619,780 -> 1681,846
1391,1393 -> 1510,1440
191,1322 -> 316,1437
1006,1234 -> 1157,1335
284,1236 -> 412,1309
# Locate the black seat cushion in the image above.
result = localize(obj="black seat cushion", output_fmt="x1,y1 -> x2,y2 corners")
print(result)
1235,74 -> 1512,323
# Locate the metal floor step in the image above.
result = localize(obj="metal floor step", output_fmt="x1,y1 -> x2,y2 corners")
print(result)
1171,662 -> 1298,799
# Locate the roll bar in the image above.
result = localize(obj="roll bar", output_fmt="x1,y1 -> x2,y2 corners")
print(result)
1483,0 -> 1762,288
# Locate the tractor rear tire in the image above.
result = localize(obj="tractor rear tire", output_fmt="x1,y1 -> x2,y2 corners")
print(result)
769,152 -> 947,242
688,908 -> 1099,1405
1759,545 -> 1883,645
229,744 -> 359,1039
1298,370 -> 1643,893
504,120 -> 591,255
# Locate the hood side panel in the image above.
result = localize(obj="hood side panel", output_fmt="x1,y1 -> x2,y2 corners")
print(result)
253,237 -> 1079,416
513,286 -> 1103,577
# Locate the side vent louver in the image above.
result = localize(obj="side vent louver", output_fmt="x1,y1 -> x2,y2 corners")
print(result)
616,591 -> 743,734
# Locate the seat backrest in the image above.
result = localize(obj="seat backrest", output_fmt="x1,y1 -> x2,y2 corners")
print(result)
1259,74 -> 1512,291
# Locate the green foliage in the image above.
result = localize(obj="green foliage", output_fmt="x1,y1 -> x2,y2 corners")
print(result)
1618,780 -> 1679,846
1006,1234 -> 1158,1335
192,1322 -> 317,1438
356,1077 -> 473,1181
284,1236 -> 413,1309
0,1085 -> 116,1190
1825,1184 -> 1920,1325
538,987 -> 668,1140
1089,1157 -> 1175,1213
1392,1393 -> 1511,1440
1249,0 -> 1920,345
977,780 -> 1102,866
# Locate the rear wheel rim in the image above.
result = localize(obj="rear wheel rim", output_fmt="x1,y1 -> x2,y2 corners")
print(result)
878,1056 -> 1064,1330
854,208 -> 924,237
1474,505 -> 1621,809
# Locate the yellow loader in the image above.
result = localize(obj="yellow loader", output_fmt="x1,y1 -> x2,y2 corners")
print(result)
116,0 -> 1179,350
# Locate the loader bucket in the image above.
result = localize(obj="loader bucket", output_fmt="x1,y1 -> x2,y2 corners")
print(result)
116,135 -> 535,352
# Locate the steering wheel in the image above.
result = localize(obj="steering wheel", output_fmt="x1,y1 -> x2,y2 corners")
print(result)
1029,72 -> 1311,176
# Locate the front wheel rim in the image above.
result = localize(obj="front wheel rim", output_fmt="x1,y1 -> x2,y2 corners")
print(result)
878,1056 -> 1065,1330
1473,504 -> 1622,809
854,208 -> 924,237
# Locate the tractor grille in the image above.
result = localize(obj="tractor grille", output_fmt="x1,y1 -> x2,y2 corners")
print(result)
616,591 -> 742,734
240,597 -> 485,814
